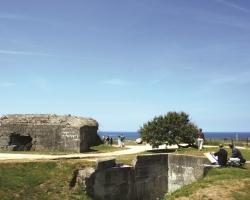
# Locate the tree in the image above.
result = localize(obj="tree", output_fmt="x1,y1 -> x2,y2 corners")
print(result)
139,111 -> 198,148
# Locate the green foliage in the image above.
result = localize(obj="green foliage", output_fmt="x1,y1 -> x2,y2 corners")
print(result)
139,111 -> 198,147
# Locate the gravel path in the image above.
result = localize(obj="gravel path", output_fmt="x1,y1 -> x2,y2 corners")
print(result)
0,145 -> 151,162
0,144 -> 247,162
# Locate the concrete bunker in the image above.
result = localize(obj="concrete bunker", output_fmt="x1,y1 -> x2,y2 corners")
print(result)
75,154 -> 210,200
9,133 -> 33,151
0,114 -> 101,152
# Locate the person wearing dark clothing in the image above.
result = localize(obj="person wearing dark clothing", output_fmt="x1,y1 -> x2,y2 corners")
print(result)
197,128 -> 205,150
106,136 -> 110,145
229,144 -> 246,163
214,144 -> 228,166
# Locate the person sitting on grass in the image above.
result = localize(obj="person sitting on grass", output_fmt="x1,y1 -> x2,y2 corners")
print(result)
228,144 -> 246,164
213,144 -> 228,166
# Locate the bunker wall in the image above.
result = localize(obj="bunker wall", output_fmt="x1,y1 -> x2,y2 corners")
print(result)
0,123 -> 80,152
77,154 -> 210,200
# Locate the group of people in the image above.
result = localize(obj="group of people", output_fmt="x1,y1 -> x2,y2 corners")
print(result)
197,128 -> 246,167
102,135 -> 113,146
212,143 -> 246,167
102,135 -> 126,147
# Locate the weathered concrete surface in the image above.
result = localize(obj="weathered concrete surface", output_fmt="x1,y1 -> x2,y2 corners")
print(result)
94,165 -> 135,200
168,154 -> 210,193
77,154 -> 210,200
133,154 -> 168,200
0,114 -> 101,152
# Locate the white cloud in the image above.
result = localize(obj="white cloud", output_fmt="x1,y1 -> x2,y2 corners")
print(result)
102,78 -> 132,86
210,75 -> 237,85
0,49 -> 52,57
0,81 -> 15,87
210,71 -> 250,86
0,12 -> 58,27
216,0 -> 250,13
197,71 -> 250,95
149,79 -> 162,86
33,78 -> 50,91
198,11 -> 250,30
0,13 -> 29,21
180,2 -> 250,31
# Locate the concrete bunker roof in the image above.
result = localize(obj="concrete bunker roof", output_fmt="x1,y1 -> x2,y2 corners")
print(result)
0,114 -> 98,128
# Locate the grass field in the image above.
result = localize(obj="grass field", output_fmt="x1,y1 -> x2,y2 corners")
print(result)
205,139 -> 250,147
0,160 -> 94,200
0,143 -> 249,200
0,144 -> 137,200
175,146 -> 250,161
165,163 -> 250,200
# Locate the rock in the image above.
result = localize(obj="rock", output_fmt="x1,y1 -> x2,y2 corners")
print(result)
77,167 -> 95,191
136,138 -> 143,144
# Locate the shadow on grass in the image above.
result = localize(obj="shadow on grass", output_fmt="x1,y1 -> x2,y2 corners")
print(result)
146,149 -> 176,153
86,148 -> 98,152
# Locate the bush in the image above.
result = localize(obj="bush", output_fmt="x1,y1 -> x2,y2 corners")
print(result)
139,111 -> 198,148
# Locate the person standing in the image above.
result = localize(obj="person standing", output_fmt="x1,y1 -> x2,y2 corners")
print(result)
117,136 -> 122,147
197,128 -> 205,151
102,135 -> 105,143
120,134 -> 125,147
214,144 -> 228,166
106,136 -> 110,145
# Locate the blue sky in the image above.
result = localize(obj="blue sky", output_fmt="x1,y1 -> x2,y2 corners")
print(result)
0,0 -> 250,132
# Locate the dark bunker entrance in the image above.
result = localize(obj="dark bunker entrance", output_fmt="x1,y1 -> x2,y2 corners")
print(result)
9,133 -> 33,151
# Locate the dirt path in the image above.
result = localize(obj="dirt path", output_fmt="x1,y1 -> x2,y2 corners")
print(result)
0,144 -> 247,162
0,145 -> 151,162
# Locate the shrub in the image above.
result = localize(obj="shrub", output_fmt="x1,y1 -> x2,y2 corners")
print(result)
139,111 -> 198,148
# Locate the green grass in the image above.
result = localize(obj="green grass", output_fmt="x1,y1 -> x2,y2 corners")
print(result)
0,149 -> 79,155
0,142 -> 249,200
175,146 -> 250,161
238,148 -> 250,160
232,181 -> 250,200
204,139 -> 224,146
0,160 -> 94,200
0,144 -> 126,155
165,164 -> 250,200
89,144 -> 125,153
205,139 -> 250,147
116,154 -> 140,165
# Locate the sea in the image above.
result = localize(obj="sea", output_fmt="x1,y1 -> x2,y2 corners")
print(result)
99,131 -> 250,140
